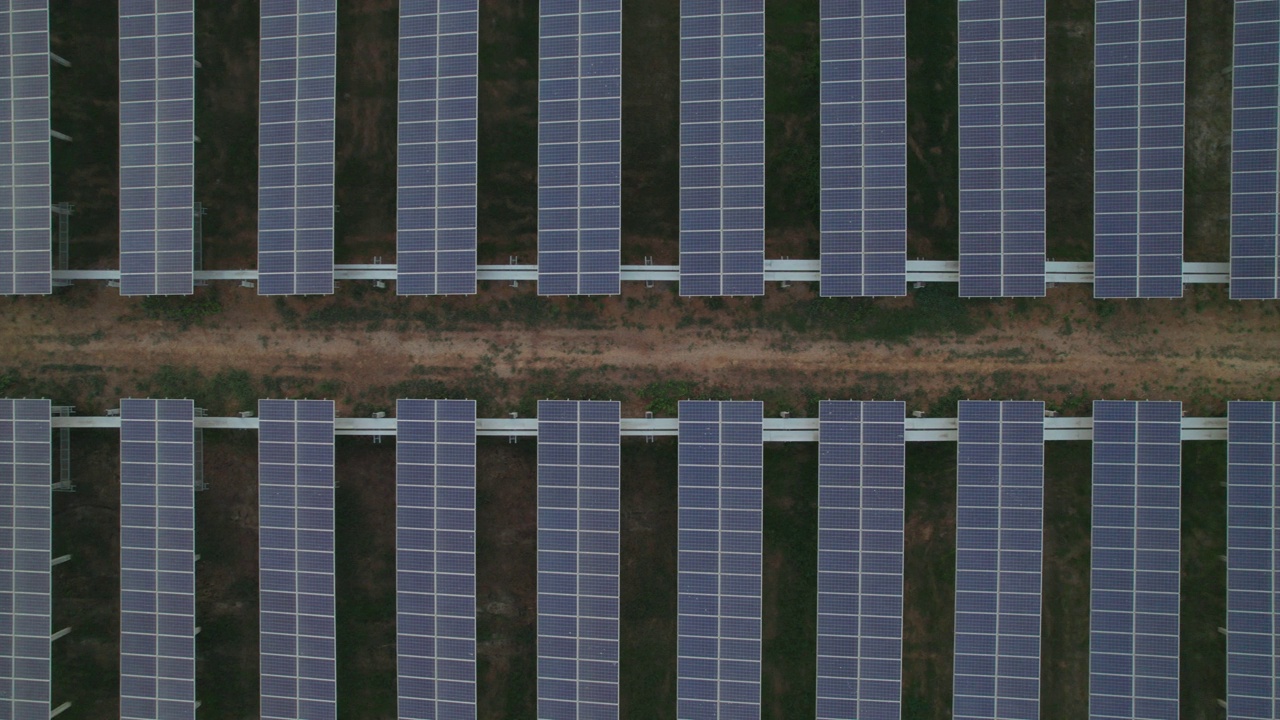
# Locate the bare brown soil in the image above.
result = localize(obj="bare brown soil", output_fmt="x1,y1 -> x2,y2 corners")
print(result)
6,283 -> 1279,419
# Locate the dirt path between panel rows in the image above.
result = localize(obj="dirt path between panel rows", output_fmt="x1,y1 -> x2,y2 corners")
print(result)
5,284 -> 1278,416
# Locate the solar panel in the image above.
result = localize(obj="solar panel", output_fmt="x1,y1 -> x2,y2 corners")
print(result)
1089,400 -> 1181,720
1225,401 -> 1280,720
0,2 -> 51,296
677,400 -> 763,718
258,399 -> 336,720
1094,0 -> 1186,299
1230,1 -> 1280,300
820,0 -> 907,298
538,0 -> 622,296
258,0 -> 336,296
953,400 -> 1044,720
0,398 -> 50,720
397,0 -> 478,296
395,399 -> 477,720
119,0 -> 195,297
537,400 -> 621,718
119,398 -> 196,720
816,400 -> 905,719
958,0 -> 1046,297
679,0 -> 765,297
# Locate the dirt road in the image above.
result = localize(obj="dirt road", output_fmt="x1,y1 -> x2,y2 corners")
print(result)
4,283 -> 1277,416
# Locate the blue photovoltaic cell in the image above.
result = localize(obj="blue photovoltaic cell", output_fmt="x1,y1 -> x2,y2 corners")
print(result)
679,0 -> 765,297
1094,0 -> 1186,299
0,2 -> 51,296
819,0 -> 907,298
119,0 -> 195,297
397,0 -> 478,296
258,399 -> 336,720
816,400 -> 905,720
0,398 -> 50,720
1230,1 -> 1280,300
1225,401 -> 1280,720
396,399 -> 477,720
538,0 -> 621,296
119,398 -> 196,720
958,0 -> 1046,297
953,400 -> 1045,720
1089,400 -> 1181,720
258,0 -> 336,296
677,400 -> 763,719
537,400 -> 621,719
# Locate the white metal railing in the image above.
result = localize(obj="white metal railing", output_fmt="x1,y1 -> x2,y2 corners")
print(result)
51,413 -> 1229,442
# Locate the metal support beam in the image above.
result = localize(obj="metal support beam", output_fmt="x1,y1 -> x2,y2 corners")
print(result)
49,701 -> 72,718
50,130 -> 71,142
50,627 -> 71,642
44,413 -> 1231,441
51,555 -> 70,567
48,260 -> 1236,287
48,52 -> 70,67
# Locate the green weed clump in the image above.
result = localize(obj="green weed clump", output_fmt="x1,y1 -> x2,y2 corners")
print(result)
140,289 -> 223,327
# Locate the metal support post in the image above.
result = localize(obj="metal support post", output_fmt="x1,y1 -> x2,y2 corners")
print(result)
50,130 -> 71,142
51,555 -> 70,567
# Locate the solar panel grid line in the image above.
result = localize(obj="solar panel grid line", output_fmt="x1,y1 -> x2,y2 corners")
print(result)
258,0 -> 336,296
118,0 -> 195,297
679,0 -> 765,297
953,400 -> 1045,720
1088,400 -> 1182,720
815,400 -> 906,720
677,400 -> 764,719
1225,401 -> 1280,720
537,0 -> 622,296
0,1 -> 51,296
536,400 -> 622,719
957,0 -> 1046,297
397,0 -> 478,296
257,399 -> 337,720
395,399 -> 477,720
0,398 -> 51,720
119,398 -> 197,720
819,0 -> 908,297
1229,1 -> 1280,299
1093,0 -> 1186,299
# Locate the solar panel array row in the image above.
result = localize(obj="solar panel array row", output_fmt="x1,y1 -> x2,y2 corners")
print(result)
954,400 -> 1044,720
395,399 -> 477,720
1225,401 -> 1280,720
816,400 -> 905,720
677,400 -> 763,718
1089,400 -> 1182,720
397,0 -> 478,296
819,0 -> 907,298
958,0 -> 1046,298
1230,1 -> 1280,300
1094,0 -> 1186,299
258,399 -> 337,720
119,0 -> 195,297
537,400 -> 621,719
680,0 -> 765,297
119,398 -> 196,720
0,398 -> 50,720
538,0 -> 622,296
258,1 -> 336,296
0,2 -> 50,296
